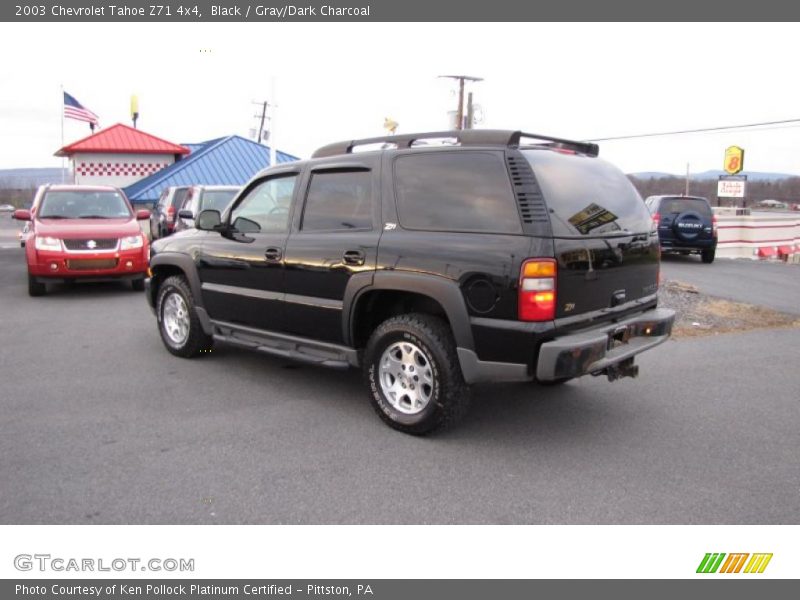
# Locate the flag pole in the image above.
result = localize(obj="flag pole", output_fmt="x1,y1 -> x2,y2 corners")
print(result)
270,76 -> 277,168
60,84 -> 66,183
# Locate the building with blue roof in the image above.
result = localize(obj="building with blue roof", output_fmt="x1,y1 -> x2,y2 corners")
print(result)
123,135 -> 299,205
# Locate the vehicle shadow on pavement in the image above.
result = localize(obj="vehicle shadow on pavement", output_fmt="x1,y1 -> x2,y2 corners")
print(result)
36,281 -> 142,298
453,380 -> 637,443
193,344 -> 630,444
660,254 -> 704,264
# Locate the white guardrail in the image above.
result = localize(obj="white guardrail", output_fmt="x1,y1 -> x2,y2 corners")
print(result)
713,208 -> 800,261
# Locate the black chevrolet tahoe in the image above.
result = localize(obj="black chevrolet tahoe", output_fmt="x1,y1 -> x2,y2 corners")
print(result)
145,130 -> 675,434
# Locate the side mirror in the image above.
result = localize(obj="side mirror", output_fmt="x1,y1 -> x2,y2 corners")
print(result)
197,209 -> 221,231
178,209 -> 194,220
13,209 -> 31,221
136,209 -> 151,220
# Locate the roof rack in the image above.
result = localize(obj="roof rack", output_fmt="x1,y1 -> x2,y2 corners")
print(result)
311,129 -> 599,158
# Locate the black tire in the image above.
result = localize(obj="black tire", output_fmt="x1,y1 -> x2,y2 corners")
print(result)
701,248 -> 715,264
155,275 -> 213,357
364,313 -> 470,435
131,277 -> 145,291
28,273 -> 45,297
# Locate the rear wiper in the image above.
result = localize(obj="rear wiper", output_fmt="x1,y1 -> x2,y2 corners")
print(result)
39,215 -> 68,219
79,215 -> 112,219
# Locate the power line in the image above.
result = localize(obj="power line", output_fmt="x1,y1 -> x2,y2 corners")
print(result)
588,117 -> 800,142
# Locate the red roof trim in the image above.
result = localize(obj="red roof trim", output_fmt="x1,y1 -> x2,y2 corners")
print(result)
55,123 -> 190,157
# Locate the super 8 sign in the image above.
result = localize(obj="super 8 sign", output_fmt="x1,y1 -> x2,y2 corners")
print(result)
724,146 -> 745,175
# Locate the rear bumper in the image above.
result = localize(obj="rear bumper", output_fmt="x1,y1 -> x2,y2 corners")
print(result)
660,238 -> 717,252
535,307 -> 674,381
457,307 -> 675,384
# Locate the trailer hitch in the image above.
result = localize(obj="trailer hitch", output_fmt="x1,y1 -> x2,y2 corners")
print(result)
602,357 -> 639,382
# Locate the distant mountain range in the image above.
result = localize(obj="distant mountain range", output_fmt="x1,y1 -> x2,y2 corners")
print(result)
630,170 -> 799,182
0,168 -> 66,187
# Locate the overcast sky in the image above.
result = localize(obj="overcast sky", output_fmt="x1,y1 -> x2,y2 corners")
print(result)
2,22 -> 800,175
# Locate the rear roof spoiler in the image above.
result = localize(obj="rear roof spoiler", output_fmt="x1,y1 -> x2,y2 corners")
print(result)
312,129 -> 599,159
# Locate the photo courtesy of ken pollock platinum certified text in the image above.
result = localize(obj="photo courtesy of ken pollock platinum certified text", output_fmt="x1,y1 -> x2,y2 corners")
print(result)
16,584 -> 375,596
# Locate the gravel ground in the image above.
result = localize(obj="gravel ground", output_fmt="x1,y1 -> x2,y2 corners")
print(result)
659,279 -> 800,338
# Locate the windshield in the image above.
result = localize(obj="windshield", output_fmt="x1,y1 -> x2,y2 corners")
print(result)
38,191 -> 131,219
658,197 -> 712,216
199,190 -> 238,213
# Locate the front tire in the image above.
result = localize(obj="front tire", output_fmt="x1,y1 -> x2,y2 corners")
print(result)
131,277 -> 145,291
156,275 -> 213,357
364,313 -> 470,435
28,273 -> 46,297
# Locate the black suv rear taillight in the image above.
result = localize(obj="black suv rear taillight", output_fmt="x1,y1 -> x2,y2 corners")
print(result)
518,259 -> 556,321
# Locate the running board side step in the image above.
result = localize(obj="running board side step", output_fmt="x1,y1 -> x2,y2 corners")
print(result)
211,320 -> 358,369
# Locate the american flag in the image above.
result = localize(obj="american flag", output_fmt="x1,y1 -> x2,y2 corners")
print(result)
63,92 -> 99,126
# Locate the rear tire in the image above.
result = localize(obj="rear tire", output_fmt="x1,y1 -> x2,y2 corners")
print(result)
28,273 -> 45,297
156,275 -> 213,357
701,248 -> 715,264
364,313 -> 471,435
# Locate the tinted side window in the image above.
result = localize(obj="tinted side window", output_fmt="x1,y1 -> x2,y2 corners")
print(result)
230,175 -> 297,233
301,170 -> 372,232
171,188 -> 188,208
394,152 -> 521,234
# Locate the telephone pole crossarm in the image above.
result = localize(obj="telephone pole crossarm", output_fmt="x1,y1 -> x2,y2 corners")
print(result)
438,75 -> 483,130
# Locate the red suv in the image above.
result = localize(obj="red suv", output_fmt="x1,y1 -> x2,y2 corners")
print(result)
14,185 -> 150,296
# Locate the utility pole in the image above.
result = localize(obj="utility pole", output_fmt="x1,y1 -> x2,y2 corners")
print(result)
439,75 -> 483,130
685,162 -> 690,196
252,100 -> 270,145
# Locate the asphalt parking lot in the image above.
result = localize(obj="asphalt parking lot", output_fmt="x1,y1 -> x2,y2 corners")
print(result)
661,254 -> 800,315
0,219 -> 798,524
